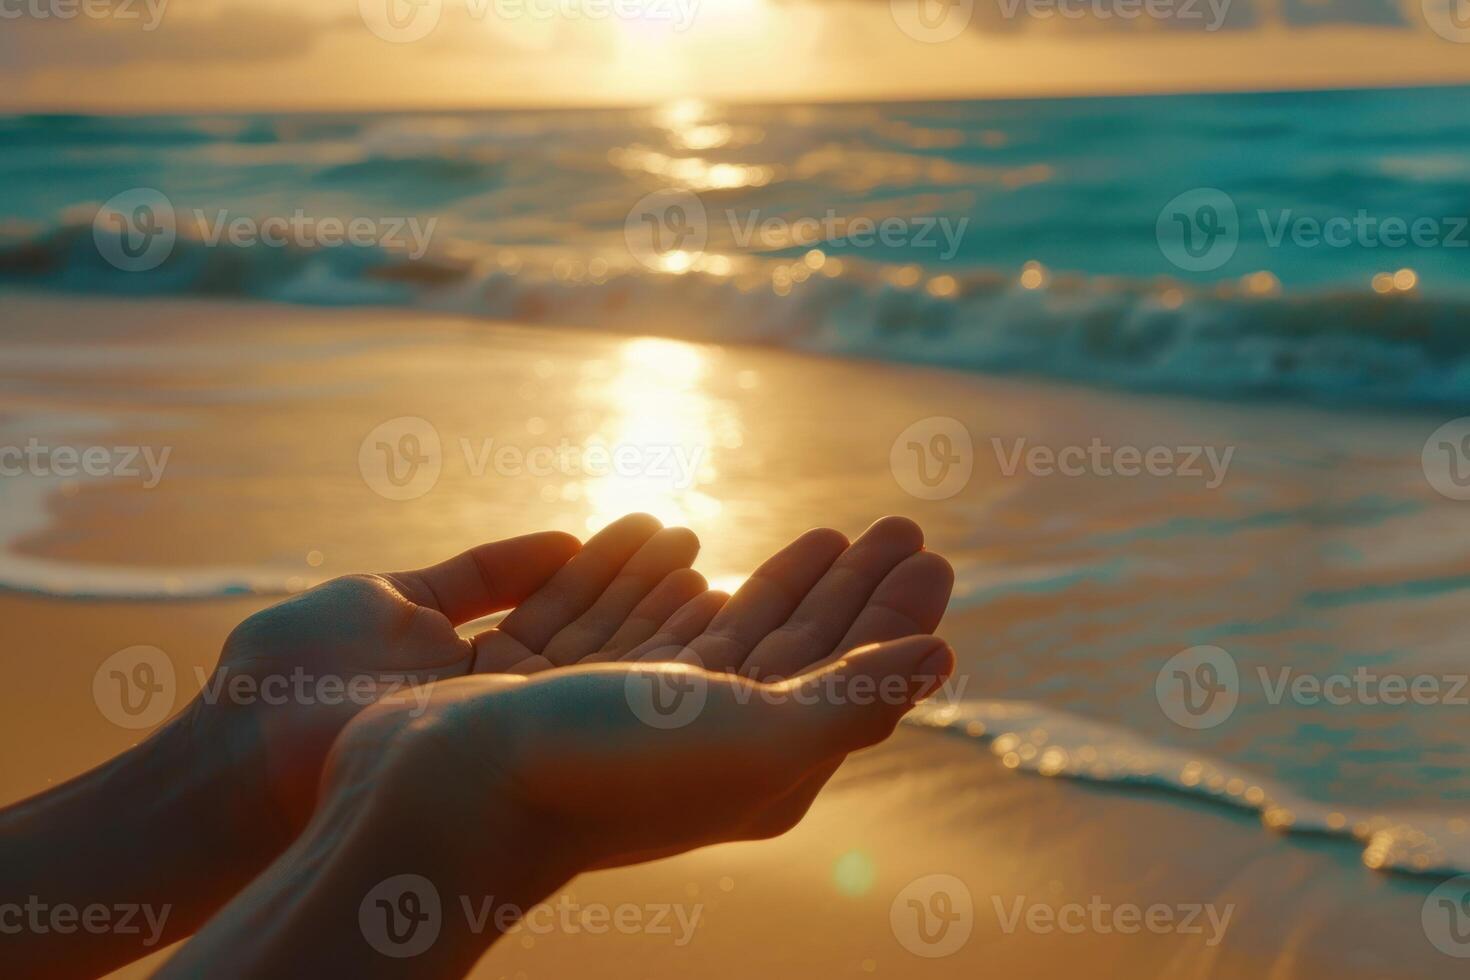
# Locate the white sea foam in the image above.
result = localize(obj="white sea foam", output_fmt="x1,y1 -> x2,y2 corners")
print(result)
906,698 -> 1470,877
0,401 -> 313,601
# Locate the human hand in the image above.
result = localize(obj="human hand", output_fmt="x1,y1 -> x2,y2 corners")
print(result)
328,635 -> 954,878
153,516 -> 953,979
552,514 -> 954,865
199,513 -> 706,840
323,514 -> 953,870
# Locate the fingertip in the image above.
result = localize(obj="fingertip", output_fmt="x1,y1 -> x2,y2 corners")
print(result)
908,549 -> 954,591
612,512 -> 664,536
665,566 -> 708,591
684,587 -> 730,619
863,514 -> 924,551
658,525 -> 701,559
915,640 -> 955,700
788,635 -> 949,756
534,530 -> 583,560
797,526 -> 850,555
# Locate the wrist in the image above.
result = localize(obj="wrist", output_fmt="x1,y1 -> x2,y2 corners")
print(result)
162,755 -> 573,979
169,693 -> 297,868
343,717 -> 578,894
0,700 -> 295,976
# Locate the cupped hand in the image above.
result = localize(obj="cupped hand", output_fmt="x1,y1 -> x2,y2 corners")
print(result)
558,514 -> 955,865
202,510 -> 951,845
323,514 -> 955,873
326,635 -> 955,879
201,513 -> 705,836
661,514 -> 952,677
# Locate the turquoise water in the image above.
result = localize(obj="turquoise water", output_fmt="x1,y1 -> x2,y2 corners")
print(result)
4,86 -> 1470,406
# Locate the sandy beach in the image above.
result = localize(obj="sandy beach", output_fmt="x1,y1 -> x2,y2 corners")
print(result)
0,291 -> 1463,978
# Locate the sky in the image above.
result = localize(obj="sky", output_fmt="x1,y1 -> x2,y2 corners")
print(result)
2,0 -> 1470,110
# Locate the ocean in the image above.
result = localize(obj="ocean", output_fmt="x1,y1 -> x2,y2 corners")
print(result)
4,86 -> 1470,407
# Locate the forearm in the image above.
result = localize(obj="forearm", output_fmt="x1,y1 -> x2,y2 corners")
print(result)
156,773 -> 568,979
0,701 -> 289,978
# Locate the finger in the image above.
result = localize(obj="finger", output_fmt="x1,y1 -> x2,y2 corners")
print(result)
542,526 -> 700,665
636,589 -> 730,661
683,527 -> 848,672
495,513 -> 663,653
741,516 -> 925,680
469,633 -> 569,675
470,627 -> 539,673
831,549 -> 954,658
475,646 -> 557,676
581,567 -> 709,663
779,635 -> 954,759
385,531 -> 581,626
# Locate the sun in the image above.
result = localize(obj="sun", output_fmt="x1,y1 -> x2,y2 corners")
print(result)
603,0 -> 779,93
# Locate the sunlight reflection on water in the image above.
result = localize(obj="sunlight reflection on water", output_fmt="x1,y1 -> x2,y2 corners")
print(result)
580,336 -> 731,536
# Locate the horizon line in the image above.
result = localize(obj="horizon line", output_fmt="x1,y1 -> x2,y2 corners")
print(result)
3,76 -> 1466,117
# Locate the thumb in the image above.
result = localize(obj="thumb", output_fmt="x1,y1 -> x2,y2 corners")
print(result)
386,531 -> 582,626
780,635 -> 954,757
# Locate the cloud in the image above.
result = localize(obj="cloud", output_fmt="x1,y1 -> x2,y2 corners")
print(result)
851,0 -> 1416,34
0,3 -> 325,70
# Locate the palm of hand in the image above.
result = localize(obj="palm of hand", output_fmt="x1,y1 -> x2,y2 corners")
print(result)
213,514 -> 705,831
325,514 -> 953,870
386,635 -> 946,874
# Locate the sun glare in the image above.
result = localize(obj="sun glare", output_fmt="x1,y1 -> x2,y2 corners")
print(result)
580,337 -> 728,533
604,0 -> 779,93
